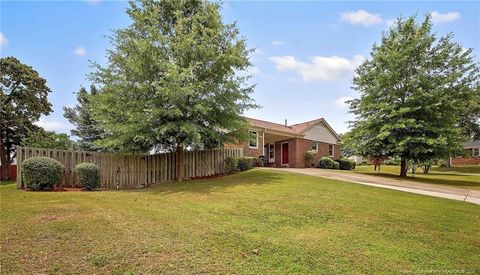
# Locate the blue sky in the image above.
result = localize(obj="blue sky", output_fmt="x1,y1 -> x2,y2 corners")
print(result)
1,1 -> 479,135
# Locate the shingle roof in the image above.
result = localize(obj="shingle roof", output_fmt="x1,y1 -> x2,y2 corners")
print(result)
246,117 -> 300,135
463,140 -> 480,148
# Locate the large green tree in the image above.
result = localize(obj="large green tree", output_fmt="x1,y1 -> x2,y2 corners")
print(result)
349,15 -> 480,177
0,57 -> 52,180
90,0 -> 257,180
63,85 -> 106,151
22,126 -> 77,150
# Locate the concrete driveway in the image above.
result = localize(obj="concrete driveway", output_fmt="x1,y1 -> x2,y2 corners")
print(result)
262,168 -> 480,205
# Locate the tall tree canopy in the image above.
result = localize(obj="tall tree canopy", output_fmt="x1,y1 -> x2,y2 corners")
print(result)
90,0 -> 257,180
22,126 -> 77,151
0,57 -> 52,180
64,85 -> 106,151
348,15 -> 480,176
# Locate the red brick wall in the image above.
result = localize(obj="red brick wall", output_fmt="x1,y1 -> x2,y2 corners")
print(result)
292,139 -> 341,168
272,138 -> 340,168
452,148 -> 480,166
227,134 -> 341,168
274,139 -> 294,167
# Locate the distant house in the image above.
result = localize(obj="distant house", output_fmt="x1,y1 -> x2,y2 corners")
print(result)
451,140 -> 480,166
227,117 -> 342,168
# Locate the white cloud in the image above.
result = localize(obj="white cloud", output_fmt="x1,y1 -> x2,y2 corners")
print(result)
0,32 -> 7,46
34,118 -> 67,132
73,46 -> 86,56
269,55 -> 365,81
340,10 -> 383,26
272,40 -> 284,46
335,96 -> 354,108
431,11 -> 460,23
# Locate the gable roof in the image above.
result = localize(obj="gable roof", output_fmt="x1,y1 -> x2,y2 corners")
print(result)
246,117 -> 342,142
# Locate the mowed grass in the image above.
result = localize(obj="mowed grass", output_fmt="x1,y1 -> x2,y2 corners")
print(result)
1,170 -> 479,274
351,165 -> 480,190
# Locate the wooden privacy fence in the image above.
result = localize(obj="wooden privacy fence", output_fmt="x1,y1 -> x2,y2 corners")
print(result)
16,146 -> 243,189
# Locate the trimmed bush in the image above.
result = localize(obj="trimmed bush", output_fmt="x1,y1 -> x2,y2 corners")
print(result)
225,157 -> 238,174
332,161 -> 340,170
75,162 -> 100,191
237,157 -> 254,171
318,157 -> 335,169
337,158 -> 356,170
305,151 -> 316,167
22,157 -> 63,190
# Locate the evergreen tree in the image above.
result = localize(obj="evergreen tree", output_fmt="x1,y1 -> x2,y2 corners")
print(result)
90,0 -> 257,180
64,86 -> 106,151
349,15 -> 480,177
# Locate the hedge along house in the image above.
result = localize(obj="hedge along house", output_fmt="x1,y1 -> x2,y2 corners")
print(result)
228,117 -> 342,168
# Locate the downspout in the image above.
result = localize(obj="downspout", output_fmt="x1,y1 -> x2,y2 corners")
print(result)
262,128 -> 266,156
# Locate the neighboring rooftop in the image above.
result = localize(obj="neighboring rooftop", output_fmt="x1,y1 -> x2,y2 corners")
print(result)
463,140 -> 480,148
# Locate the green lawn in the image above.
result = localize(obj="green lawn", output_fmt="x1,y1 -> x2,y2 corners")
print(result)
351,165 -> 480,190
1,170 -> 479,273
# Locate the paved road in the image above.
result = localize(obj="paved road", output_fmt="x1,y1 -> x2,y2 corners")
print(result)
262,168 -> 480,205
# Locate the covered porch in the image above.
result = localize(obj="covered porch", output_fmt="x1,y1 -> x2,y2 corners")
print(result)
263,130 -> 300,167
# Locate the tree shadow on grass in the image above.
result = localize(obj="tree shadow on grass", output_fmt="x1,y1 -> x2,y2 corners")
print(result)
131,169 -> 285,195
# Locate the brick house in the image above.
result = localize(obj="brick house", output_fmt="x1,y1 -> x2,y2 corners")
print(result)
230,117 -> 342,168
451,140 -> 480,166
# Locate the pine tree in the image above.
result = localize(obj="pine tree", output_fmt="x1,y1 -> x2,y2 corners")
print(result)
63,86 -> 106,151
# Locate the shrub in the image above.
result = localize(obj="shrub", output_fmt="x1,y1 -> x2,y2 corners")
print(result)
332,161 -> 340,170
318,157 -> 335,169
252,157 -> 264,167
305,151 -> 316,167
437,159 -> 447,168
225,157 -> 238,174
337,158 -> 356,170
237,157 -> 254,171
22,157 -> 63,190
358,160 -> 369,166
75,162 -> 100,191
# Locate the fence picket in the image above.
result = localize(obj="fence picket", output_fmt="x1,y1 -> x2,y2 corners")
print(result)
15,146 -> 242,189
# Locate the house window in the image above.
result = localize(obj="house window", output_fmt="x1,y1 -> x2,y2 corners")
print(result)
473,148 -> 480,157
328,144 -> 334,157
249,130 -> 258,149
311,141 -> 318,151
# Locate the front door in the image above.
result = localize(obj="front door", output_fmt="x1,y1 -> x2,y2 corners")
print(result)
281,142 -> 289,165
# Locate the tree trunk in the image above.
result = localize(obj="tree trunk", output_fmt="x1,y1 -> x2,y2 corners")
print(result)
176,145 -> 184,182
0,141 -> 10,181
400,157 -> 407,177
